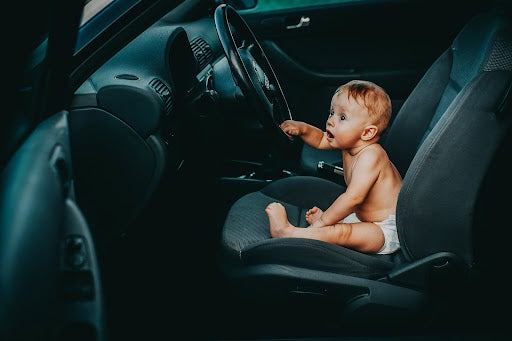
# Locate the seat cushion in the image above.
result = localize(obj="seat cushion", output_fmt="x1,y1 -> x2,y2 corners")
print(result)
220,176 -> 395,279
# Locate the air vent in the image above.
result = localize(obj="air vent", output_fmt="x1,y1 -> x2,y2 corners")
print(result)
149,78 -> 173,116
190,37 -> 213,70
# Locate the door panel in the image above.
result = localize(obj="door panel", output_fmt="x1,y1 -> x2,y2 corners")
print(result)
0,112 -> 104,340
241,0 -> 492,128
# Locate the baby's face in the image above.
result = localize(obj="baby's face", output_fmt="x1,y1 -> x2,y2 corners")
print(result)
326,91 -> 370,150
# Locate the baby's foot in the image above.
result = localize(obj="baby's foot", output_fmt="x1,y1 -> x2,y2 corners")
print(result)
265,202 -> 294,238
306,206 -> 324,225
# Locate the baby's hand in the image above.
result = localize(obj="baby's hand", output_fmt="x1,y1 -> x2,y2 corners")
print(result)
280,120 -> 305,140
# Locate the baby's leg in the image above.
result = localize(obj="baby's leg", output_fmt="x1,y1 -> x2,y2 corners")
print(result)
306,206 -> 323,225
327,221 -> 385,253
266,203 -> 385,253
285,221 -> 384,253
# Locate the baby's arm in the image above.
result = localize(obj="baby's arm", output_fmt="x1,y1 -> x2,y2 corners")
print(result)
317,150 -> 380,226
280,120 -> 335,150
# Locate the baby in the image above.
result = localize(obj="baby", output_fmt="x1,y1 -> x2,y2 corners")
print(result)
265,80 -> 402,254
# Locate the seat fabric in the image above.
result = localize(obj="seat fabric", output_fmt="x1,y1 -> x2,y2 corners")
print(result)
220,9 -> 512,280
221,176 -> 395,279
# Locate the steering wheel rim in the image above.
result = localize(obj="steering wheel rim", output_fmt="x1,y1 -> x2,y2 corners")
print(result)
214,4 -> 292,140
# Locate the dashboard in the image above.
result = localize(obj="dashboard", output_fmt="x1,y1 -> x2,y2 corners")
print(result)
73,17 -> 223,141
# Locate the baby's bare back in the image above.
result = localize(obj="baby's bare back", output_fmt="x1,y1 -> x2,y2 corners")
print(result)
344,144 -> 402,223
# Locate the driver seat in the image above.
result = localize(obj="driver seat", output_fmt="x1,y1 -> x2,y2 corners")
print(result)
219,8 -> 512,325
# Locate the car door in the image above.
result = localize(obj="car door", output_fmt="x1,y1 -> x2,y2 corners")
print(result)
0,1 -> 105,340
235,0 -> 493,129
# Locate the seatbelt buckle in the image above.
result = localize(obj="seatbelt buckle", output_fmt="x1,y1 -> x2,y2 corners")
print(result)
317,161 -> 344,176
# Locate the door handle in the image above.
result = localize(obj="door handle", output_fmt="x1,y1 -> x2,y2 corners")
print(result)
286,16 -> 310,30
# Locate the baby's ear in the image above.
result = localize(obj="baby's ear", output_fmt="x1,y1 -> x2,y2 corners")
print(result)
361,125 -> 378,141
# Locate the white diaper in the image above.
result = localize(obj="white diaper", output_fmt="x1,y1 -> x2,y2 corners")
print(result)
343,213 -> 400,255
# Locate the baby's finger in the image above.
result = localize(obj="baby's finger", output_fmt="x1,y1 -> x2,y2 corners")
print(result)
285,133 -> 295,141
280,126 -> 296,140
284,127 -> 298,136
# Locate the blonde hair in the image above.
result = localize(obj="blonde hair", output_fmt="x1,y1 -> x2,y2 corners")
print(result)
335,80 -> 392,135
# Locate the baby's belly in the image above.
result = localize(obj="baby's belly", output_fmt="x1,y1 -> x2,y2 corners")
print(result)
355,206 -> 395,223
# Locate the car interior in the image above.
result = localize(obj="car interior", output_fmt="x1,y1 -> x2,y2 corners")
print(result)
2,0 -> 512,340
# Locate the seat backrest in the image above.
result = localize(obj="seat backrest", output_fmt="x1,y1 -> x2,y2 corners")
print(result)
384,9 -> 512,177
390,9 -> 512,264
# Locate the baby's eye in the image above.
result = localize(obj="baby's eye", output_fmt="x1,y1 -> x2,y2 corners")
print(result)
329,110 -> 334,117
340,115 -> 346,121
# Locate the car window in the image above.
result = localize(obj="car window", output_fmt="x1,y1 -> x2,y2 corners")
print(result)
75,0 -> 140,53
239,0 -> 368,13
81,0 -> 117,26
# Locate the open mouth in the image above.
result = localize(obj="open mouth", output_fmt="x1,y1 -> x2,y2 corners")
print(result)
326,130 -> 334,139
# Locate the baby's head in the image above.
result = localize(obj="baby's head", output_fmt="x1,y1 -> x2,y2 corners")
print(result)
333,80 -> 392,136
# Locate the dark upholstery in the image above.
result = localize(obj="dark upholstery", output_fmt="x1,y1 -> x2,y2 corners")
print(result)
387,10 -> 512,177
220,9 -> 512,279
398,71 -> 512,264
396,11 -> 512,263
221,177 -> 395,278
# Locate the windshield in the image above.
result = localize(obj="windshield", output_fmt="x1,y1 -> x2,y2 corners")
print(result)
75,0 -> 141,53
81,0 -> 116,26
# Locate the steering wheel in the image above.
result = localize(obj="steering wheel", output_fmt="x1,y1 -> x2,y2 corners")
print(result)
214,4 -> 292,142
